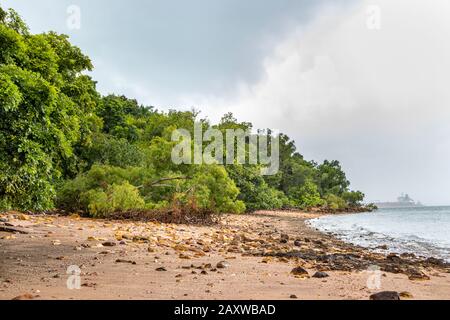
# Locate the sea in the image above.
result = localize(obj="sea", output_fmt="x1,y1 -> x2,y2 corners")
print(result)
307,206 -> 450,262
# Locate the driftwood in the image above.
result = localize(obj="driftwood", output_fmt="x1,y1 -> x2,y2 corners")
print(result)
0,225 -> 29,234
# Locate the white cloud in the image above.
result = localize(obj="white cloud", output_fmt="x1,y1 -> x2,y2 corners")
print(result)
181,0 -> 450,204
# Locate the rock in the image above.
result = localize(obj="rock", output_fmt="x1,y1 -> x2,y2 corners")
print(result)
408,270 -> 430,281
293,239 -> 302,247
200,270 -> 208,275
216,261 -> 231,269
376,245 -> 388,250
102,241 -> 116,247
17,214 -> 30,221
12,293 -> 38,300
289,294 -> 298,299
280,234 -> 289,243
425,257 -> 446,267
155,267 -> 167,271
81,282 -> 97,288
386,253 -> 401,262
312,271 -> 329,278
115,259 -> 136,265
381,264 -> 403,274
369,291 -> 400,300
291,267 -> 309,278
399,291 -> 414,299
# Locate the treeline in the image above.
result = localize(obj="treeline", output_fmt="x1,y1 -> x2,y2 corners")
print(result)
0,7 -> 368,216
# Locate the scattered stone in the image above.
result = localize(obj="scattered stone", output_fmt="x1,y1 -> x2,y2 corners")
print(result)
386,253 -> 401,262
216,261 -> 231,269
17,214 -> 30,221
369,291 -> 400,300
155,267 -> 167,272
312,271 -> 329,278
399,291 -> 414,299
408,270 -> 430,281
200,270 -> 208,275
291,267 -> 309,278
425,257 -> 446,267
293,239 -> 302,247
115,259 -> 136,265
102,241 -> 116,247
290,294 -> 298,299
81,282 -> 97,288
280,234 -> 289,243
12,293 -> 38,300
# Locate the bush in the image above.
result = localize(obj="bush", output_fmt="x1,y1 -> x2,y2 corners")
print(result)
56,164 -> 153,212
183,165 -> 246,214
81,182 -> 145,217
56,164 -> 245,216
342,190 -> 365,207
226,165 -> 286,211
80,133 -> 144,169
287,180 -> 324,209
324,194 -> 347,210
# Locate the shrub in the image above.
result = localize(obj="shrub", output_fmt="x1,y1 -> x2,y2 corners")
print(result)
81,182 -> 145,217
342,190 -> 365,207
287,180 -> 324,209
226,165 -> 286,211
80,133 -> 144,169
56,164 -> 153,212
182,165 -> 246,214
324,194 -> 347,210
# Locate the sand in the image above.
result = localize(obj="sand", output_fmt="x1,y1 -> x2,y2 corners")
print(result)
1,210 -> 449,300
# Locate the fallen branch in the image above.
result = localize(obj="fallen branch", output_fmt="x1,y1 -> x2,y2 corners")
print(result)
0,225 -> 29,234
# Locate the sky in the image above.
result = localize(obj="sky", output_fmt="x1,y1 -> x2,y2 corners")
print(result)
2,0 -> 450,205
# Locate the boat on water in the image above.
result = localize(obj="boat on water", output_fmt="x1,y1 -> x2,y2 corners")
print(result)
374,193 -> 424,209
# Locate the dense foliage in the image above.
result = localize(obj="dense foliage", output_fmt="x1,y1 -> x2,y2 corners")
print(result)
0,7 -> 367,216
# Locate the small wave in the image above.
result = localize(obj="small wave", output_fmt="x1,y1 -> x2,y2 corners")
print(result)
307,213 -> 450,262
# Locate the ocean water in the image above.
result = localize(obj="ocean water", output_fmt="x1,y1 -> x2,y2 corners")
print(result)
307,206 -> 450,262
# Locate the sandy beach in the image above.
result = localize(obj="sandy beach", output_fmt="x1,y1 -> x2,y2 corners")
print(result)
1,210 -> 449,300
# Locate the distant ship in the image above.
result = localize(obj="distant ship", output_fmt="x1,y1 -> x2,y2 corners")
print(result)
374,193 -> 424,209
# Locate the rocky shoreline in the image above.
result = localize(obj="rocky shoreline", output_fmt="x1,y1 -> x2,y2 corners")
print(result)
1,210 -> 449,300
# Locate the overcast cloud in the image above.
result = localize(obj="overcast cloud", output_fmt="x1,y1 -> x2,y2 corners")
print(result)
2,0 -> 449,204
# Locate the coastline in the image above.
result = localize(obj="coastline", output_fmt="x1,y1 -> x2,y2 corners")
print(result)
1,210 -> 449,300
